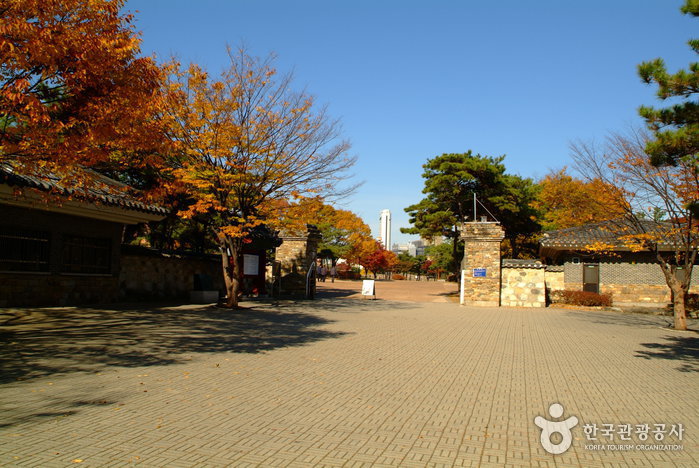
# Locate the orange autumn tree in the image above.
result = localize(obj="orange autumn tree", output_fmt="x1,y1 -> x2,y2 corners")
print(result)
363,242 -> 398,278
345,238 -> 387,277
305,204 -> 373,264
572,129 -> 699,330
271,202 -> 376,272
0,0 -> 164,180
162,48 -> 355,308
532,168 -> 628,231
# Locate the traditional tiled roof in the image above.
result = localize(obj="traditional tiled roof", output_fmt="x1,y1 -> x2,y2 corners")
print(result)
501,259 -> 544,269
0,163 -> 168,216
540,218 -> 676,250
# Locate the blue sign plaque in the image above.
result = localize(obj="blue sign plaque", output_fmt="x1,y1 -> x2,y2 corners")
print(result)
473,268 -> 487,277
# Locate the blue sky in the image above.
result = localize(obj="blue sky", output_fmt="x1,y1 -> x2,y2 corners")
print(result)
125,0 -> 696,244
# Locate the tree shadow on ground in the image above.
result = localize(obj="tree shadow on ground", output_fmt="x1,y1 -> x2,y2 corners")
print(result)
0,303 -> 346,384
635,334 -> 699,373
0,395 -> 110,429
275,297 -> 419,313
433,290 -> 459,300
315,286 -> 361,299
562,308 -> 679,328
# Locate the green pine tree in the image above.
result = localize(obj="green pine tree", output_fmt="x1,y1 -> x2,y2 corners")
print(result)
402,152 -> 539,272
638,0 -> 698,167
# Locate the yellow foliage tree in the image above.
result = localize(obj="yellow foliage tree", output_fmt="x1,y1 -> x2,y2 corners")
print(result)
162,48 -> 355,307
0,0 -> 164,181
572,129 -> 699,330
532,168 -> 628,231
301,204 -> 373,263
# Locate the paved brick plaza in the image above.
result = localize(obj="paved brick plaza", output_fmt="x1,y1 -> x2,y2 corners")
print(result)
1,282 -> 698,467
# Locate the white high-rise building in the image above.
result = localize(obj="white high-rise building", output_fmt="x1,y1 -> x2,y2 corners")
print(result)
379,209 -> 391,249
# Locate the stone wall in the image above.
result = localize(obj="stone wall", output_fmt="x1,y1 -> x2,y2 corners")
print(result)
559,260 -> 699,304
563,262 -> 582,284
500,266 -> 546,307
600,284 -> 669,303
119,246 -> 223,300
544,268 -> 564,292
601,262 -> 667,285
460,222 -> 504,306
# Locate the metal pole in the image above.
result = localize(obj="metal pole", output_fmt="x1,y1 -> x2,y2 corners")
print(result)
473,193 -> 477,222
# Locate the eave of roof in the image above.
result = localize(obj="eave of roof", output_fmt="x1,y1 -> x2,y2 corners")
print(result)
0,185 -> 166,224
501,259 -> 545,269
0,164 -> 168,219
539,218 -> 680,251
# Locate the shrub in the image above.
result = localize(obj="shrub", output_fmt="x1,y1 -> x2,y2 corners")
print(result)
549,289 -> 613,307
393,274 -> 405,280
338,270 -> 360,280
686,293 -> 699,312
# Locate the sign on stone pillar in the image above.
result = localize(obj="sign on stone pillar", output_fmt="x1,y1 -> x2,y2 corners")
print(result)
459,222 -> 505,307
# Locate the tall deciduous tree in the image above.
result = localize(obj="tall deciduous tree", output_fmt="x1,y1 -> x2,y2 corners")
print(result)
162,48 -> 355,307
363,242 -> 398,278
345,236 -> 381,276
638,0 -> 698,168
532,168 -> 628,231
402,152 -> 539,269
0,0 -> 164,178
571,129 -> 699,330
314,205 -> 373,265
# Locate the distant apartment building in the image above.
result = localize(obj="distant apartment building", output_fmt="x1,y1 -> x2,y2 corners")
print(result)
379,209 -> 391,249
391,236 -> 445,256
391,239 -> 426,257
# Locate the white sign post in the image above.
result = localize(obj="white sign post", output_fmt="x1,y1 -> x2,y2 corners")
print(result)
361,279 -> 376,299
460,270 -> 466,305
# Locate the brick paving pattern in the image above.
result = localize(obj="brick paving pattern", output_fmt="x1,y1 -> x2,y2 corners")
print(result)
1,283 -> 698,467
315,279 -> 457,303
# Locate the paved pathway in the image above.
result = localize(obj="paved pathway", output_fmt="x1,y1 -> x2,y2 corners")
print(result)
316,279 -> 458,303
1,297 -> 698,467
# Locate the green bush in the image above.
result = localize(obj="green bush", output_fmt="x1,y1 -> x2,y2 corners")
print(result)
549,290 -> 613,307
337,270 -> 360,280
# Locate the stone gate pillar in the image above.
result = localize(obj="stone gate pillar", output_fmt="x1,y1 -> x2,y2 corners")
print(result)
275,225 -> 321,295
277,224 -> 321,275
459,222 -> 505,307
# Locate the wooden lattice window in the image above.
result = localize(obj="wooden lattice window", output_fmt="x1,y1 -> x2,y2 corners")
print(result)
0,226 -> 51,272
62,235 -> 112,274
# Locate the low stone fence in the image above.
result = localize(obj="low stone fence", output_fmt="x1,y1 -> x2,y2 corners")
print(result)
119,245 -> 223,301
500,260 -> 546,307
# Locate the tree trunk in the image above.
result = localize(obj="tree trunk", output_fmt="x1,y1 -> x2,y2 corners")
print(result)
509,235 -> 519,259
671,285 -> 688,331
220,236 -> 242,308
656,254 -> 688,331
